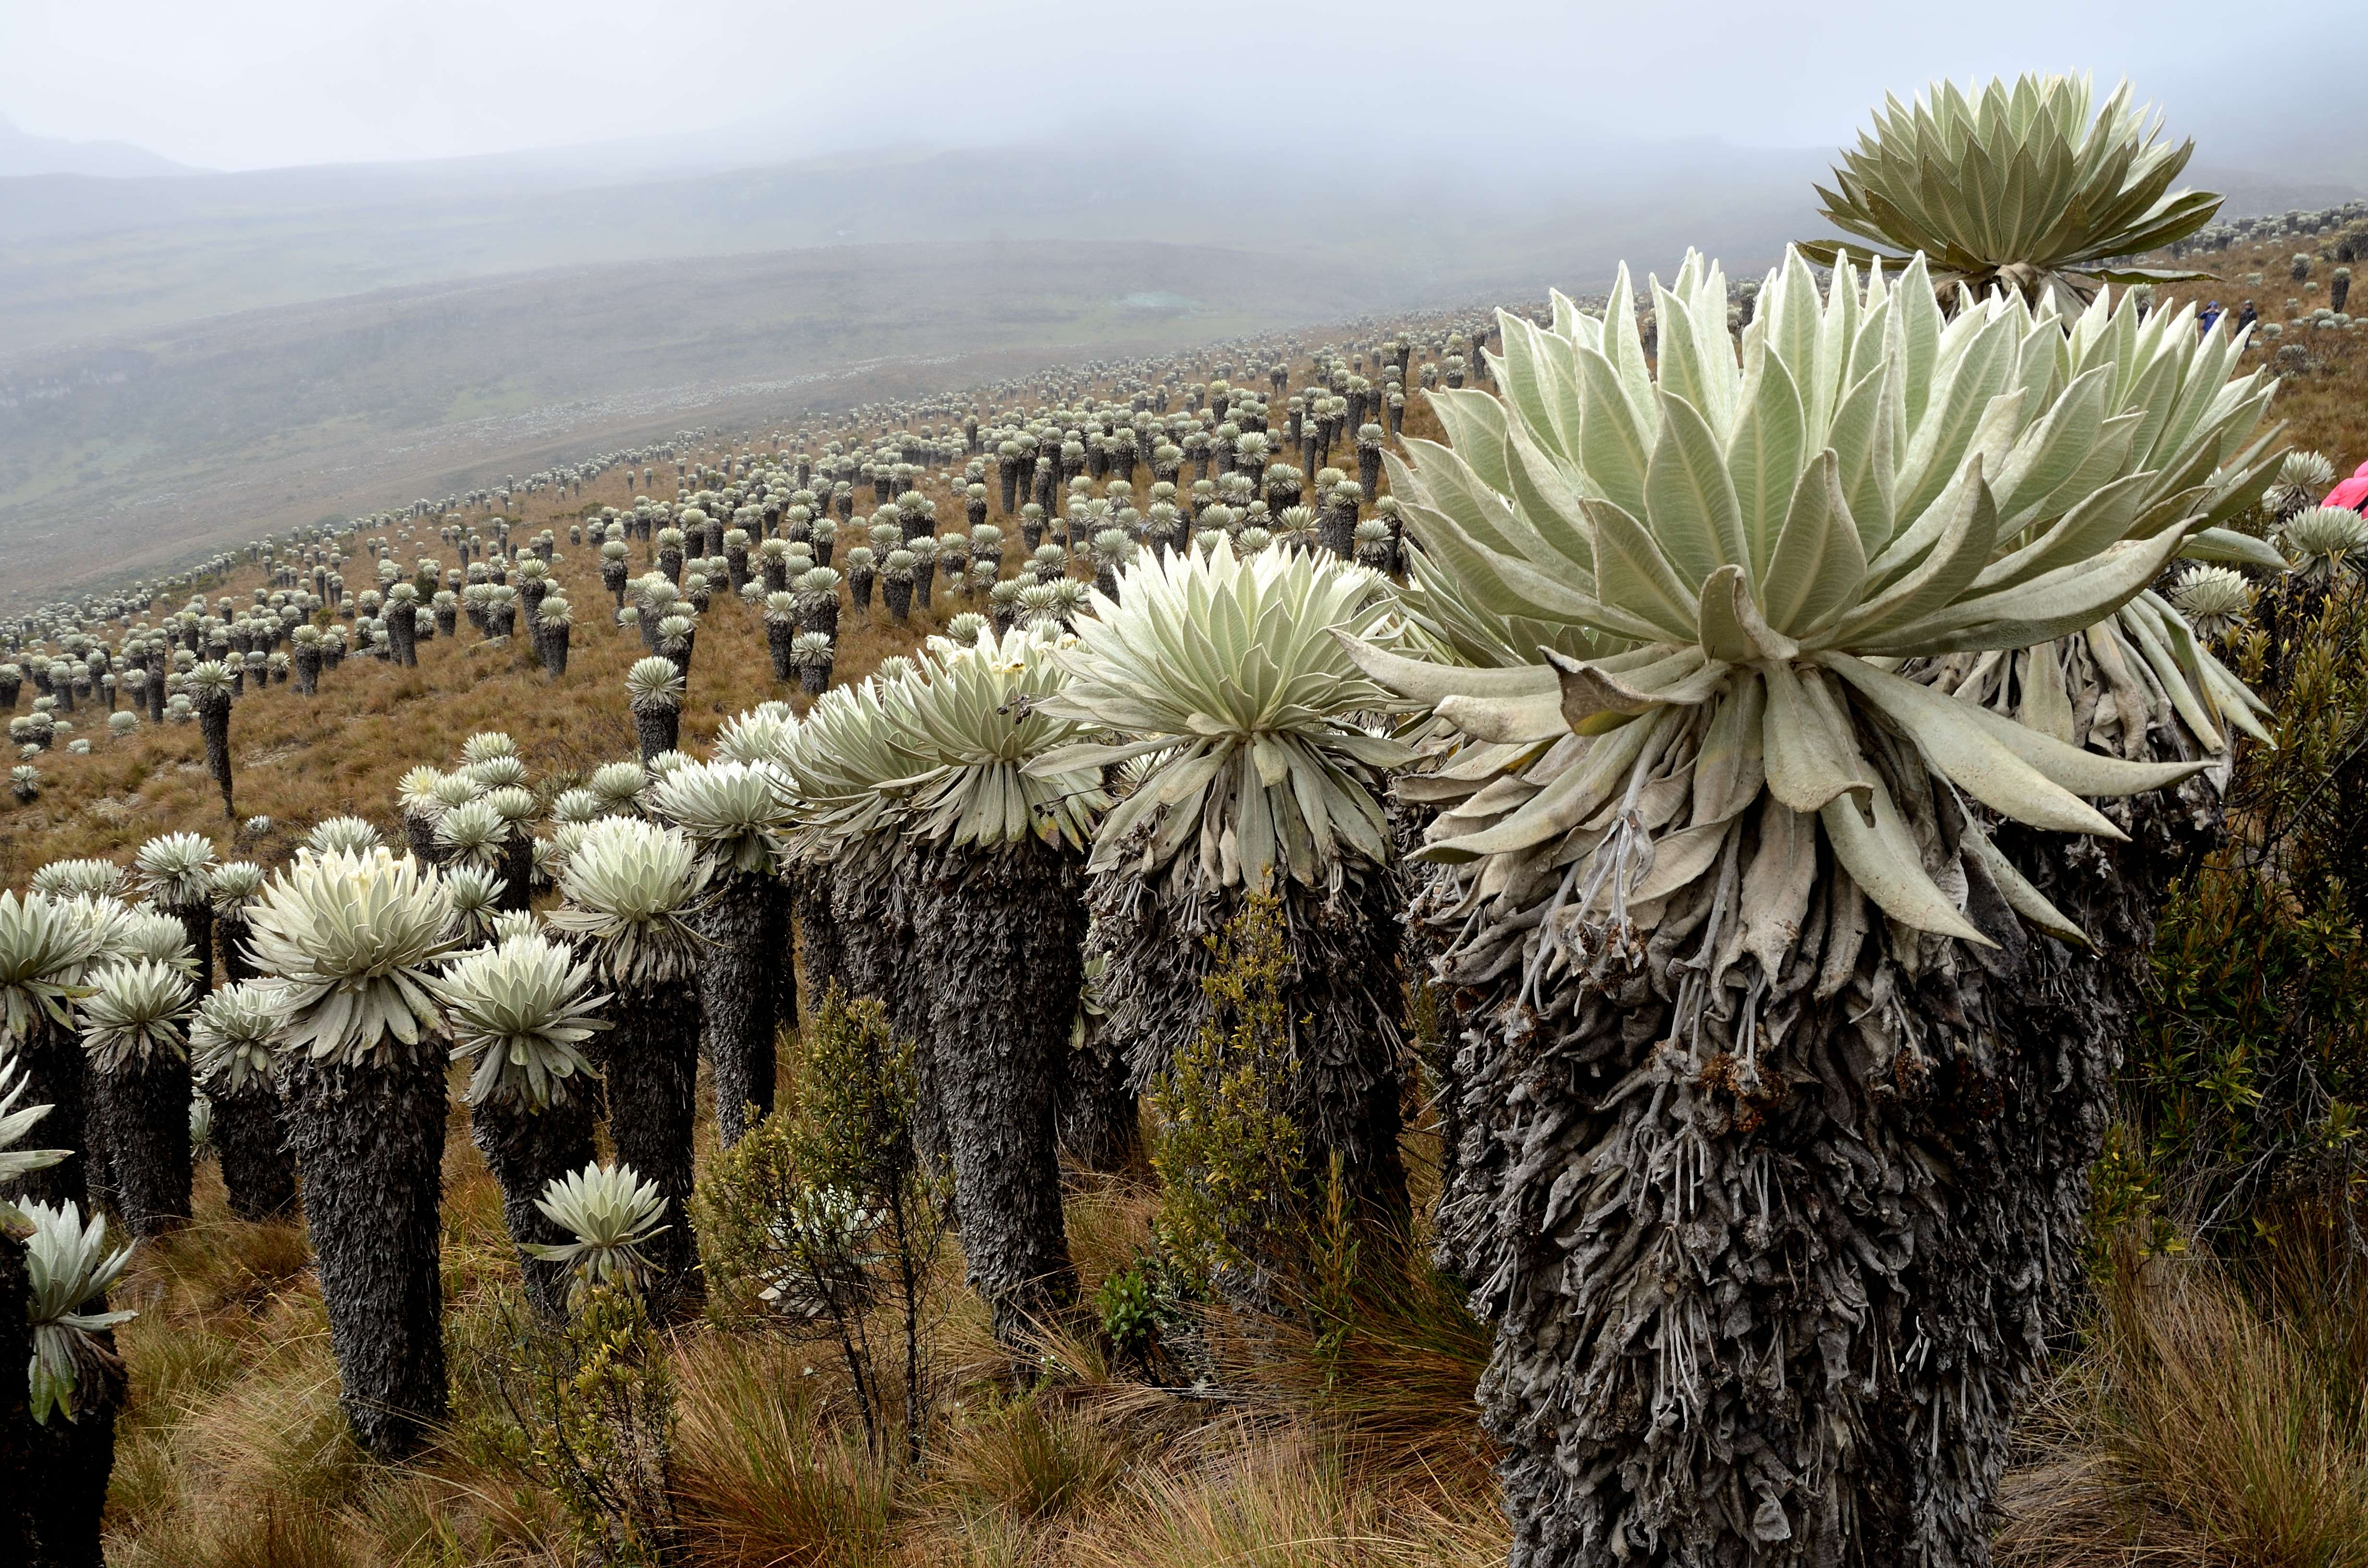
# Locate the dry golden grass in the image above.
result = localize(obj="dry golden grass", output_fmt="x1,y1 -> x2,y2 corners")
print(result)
1998,1230 -> 2368,1568
2141,228 -> 2368,471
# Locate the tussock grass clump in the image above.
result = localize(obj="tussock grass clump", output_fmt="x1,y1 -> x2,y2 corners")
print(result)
670,1337 -> 900,1568
2002,1235 -> 2368,1567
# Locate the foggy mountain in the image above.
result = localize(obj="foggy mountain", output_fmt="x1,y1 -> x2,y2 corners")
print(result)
0,113 -> 199,180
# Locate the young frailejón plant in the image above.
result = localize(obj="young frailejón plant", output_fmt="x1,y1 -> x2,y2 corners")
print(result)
545,817 -> 710,1317
20,1196 -> 135,1568
244,847 -> 458,1458
0,1059 -> 67,1567
77,953 -> 196,1237
1798,73 -> 2221,313
186,979 -> 296,1221
438,933 -> 611,1318
697,988 -> 948,1468
524,1158 -> 670,1307
1350,250 -> 2276,1563
0,893 -> 104,1214
1033,539 -> 1418,1245
648,760 -> 792,1147
887,625 -> 1108,1352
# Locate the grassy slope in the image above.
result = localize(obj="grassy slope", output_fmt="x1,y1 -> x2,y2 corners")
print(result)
14,337 -> 1505,1568
0,330 -> 1462,880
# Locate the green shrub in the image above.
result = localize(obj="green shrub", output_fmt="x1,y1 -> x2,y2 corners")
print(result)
489,1282 -> 676,1568
2134,581 -> 2368,1252
1148,894 -> 1305,1297
697,987 -> 948,1467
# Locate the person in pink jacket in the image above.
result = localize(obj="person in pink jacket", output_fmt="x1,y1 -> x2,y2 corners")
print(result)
2326,460 -> 2368,514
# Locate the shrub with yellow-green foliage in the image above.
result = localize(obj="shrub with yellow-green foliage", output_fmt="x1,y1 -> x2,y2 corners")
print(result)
488,1281 -> 677,1568
2134,581 -> 2368,1251
697,987 -> 948,1467
1149,894 -> 1306,1298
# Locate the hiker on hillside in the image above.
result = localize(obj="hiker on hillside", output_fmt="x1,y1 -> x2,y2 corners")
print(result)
2198,300 -> 2222,335
2235,300 -> 2259,336
2325,460 -> 2368,515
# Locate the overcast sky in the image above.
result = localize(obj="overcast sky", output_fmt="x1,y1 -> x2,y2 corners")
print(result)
2,0 -> 2360,176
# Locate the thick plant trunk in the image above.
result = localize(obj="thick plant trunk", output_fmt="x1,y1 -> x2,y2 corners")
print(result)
791,867 -> 842,1017
199,695 -> 234,819
634,705 -> 679,764
402,811 -> 442,866
1429,751 -> 2220,1566
210,1077 -> 297,1221
167,900 -> 215,1003
90,1054 -> 192,1236
911,842 -> 1085,1350
0,1024 -> 87,1214
830,854 -> 938,1162
597,980 -> 703,1318
23,1340 -> 122,1568
218,910 -> 257,985
767,870 -> 798,1041
1090,862 -> 1409,1237
701,870 -> 779,1146
1320,493 -> 1358,559
500,833 -> 533,913
1057,1020 -> 1139,1173
282,1048 -> 449,1458
470,1087 -> 600,1319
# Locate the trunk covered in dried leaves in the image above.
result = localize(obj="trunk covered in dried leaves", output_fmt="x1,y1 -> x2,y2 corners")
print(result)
829,852 -> 941,1161
1058,1009 -> 1139,1172
209,1077 -> 297,1221
23,1331 -> 123,1568
1,1022 -> 87,1214
909,840 -> 1086,1349
634,705 -> 679,764
470,1086 -> 601,1319
197,689 -> 234,819
789,865 -> 840,1017
1089,862 -> 1410,1237
595,980 -> 703,1318
700,869 -> 781,1146
282,1047 -> 449,1458
1428,642 -> 2221,1568
90,1053 -> 192,1237
0,1228 -> 31,1567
